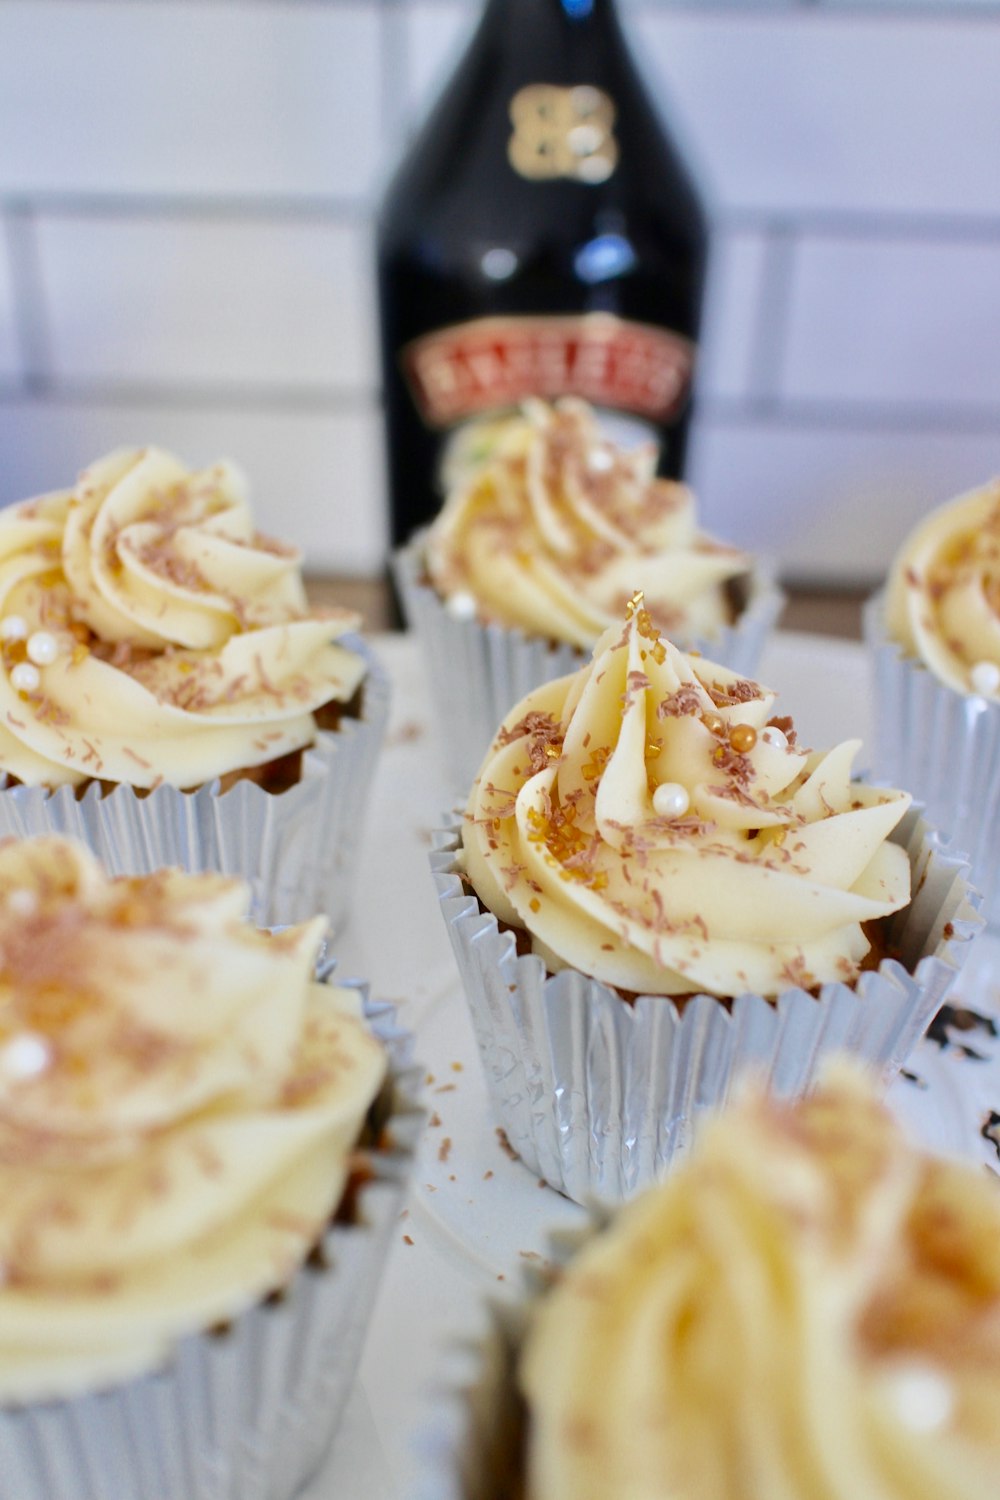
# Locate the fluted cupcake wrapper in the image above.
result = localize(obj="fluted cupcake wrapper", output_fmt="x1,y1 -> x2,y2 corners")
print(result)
408,1301 -> 531,1500
865,592 -> 1000,929
413,1210 -> 634,1500
0,979 -> 423,1500
431,807 -> 981,1205
394,540 -> 785,795
0,635 -> 389,935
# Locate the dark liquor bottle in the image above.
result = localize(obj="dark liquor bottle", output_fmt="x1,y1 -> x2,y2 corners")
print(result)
377,0 -> 708,549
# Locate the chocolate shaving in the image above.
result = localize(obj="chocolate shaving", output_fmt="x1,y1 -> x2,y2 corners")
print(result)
657,685 -> 702,720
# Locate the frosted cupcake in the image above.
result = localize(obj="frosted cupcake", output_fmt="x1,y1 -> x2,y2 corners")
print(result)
433,597 -> 979,1202
0,835 -> 420,1500
442,1065 -> 1000,1500
0,447 -> 389,928
868,476 -> 1000,927
395,398 -> 781,789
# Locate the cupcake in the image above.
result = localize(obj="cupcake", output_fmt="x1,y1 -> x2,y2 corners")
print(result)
433,597 -> 979,1203
0,448 -> 389,929
395,398 -> 782,790
444,1064 -> 1000,1500
867,476 -> 1000,928
0,835 -> 420,1500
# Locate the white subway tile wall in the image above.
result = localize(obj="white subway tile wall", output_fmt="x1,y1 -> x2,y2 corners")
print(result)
691,422 -> 1000,581
0,398 -> 386,574
1,0 -> 998,579
38,216 -> 377,388
781,234 -> 1000,408
634,13 -> 1000,218
695,229 -> 773,403
0,2 -> 384,198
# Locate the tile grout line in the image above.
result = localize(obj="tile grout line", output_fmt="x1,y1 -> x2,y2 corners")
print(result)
744,219 -> 796,410
68,0 -> 1000,15
718,206 -> 1000,241
0,193 -> 369,223
0,382 -> 996,437
0,381 -> 380,412
630,0 -> 1000,19
6,195 -> 1000,247
699,394 -> 1000,433
2,201 -> 52,393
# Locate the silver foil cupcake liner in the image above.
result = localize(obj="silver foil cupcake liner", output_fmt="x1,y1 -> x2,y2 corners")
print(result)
394,539 -> 784,795
431,807 -> 981,1205
866,591 -> 1000,928
410,1219 -> 602,1500
0,634 -> 389,936
409,1307 -> 529,1500
0,976 -> 423,1500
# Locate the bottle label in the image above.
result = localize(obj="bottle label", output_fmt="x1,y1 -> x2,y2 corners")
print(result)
508,84 -> 617,183
402,313 -> 694,429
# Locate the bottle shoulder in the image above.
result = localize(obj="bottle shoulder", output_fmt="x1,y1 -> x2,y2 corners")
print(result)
378,172 -> 707,276
379,0 -> 706,238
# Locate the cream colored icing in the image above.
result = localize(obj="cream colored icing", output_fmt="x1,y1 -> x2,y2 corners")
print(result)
463,602 -> 911,999
0,448 -> 366,787
886,477 -> 1000,698
425,398 -> 751,650
521,1065 -> 1000,1500
0,836 -> 386,1401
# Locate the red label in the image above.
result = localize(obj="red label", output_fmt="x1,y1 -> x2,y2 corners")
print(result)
402,314 -> 694,429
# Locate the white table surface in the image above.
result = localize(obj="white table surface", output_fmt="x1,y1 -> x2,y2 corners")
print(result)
304,630 -> 1000,1500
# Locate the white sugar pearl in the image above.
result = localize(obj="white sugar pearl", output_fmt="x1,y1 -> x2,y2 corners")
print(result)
652,782 -> 690,819
761,725 -> 789,750
9,662 -> 39,693
0,1032 -> 52,1080
0,616 -> 27,642
26,630 -> 58,666
6,889 -> 37,917
587,446 -> 614,473
970,660 -> 1000,697
883,1362 -> 954,1434
445,591 -> 478,622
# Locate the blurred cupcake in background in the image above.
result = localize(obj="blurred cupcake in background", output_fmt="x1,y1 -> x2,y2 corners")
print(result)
435,1064 -> 1000,1500
434,597 -> 979,1203
0,447 -> 389,929
867,476 -> 1000,926
396,397 -> 782,790
0,836 -> 420,1500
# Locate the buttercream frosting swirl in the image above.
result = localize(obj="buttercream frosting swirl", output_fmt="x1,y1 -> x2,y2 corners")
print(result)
0,447 -> 366,787
0,836 -> 386,1401
521,1065 -> 1000,1500
463,602 -> 911,998
886,477 -> 1000,698
426,398 -> 751,649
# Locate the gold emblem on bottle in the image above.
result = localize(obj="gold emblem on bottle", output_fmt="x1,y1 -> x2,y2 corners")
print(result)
508,84 -> 618,183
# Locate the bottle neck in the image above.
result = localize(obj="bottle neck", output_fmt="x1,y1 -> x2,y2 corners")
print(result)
476,0 -> 625,45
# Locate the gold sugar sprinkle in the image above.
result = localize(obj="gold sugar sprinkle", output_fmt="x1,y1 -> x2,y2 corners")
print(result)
729,723 -> 758,753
